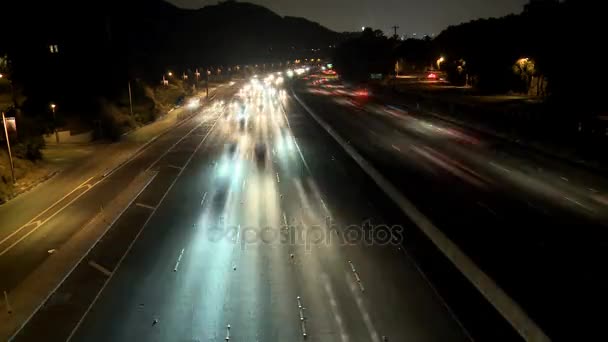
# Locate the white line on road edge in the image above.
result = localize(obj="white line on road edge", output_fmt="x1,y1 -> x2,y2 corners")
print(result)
88,261 -> 112,277
64,113 -> 222,342
296,296 -> 308,339
279,103 -> 312,175
0,175 -> 94,247
173,249 -> 185,272
167,164 -> 183,170
201,192 -> 208,206
292,92 -> 550,342
276,173 -> 281,183
135,203 -> 156,211
4,291 -> 12,314
8,171 -> 158,342
0,176 -> 95,256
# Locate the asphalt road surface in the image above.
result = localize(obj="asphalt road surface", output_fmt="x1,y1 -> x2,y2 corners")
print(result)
42,77 -> 475,342
0,86 -> 235,297
296,75 -> 608,340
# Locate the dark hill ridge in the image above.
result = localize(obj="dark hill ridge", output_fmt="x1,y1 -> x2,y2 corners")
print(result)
3,0 -> 344,79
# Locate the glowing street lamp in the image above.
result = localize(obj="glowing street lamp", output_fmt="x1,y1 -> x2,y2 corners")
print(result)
50,103 -> 59,143
437,56 -> 445,69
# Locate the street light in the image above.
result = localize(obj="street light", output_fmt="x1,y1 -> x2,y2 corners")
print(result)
50,103 -> 59,143
437,56 -> 445,69
168,72 -> 173,77
1,111 -> 15,183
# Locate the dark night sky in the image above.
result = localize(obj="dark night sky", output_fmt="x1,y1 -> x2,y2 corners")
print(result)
168,0 -> 528,36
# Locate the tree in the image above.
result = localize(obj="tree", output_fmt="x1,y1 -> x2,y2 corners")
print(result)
333,28 -> 394,82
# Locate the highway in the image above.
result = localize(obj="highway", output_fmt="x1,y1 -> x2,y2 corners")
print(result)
295,75 -> 608,340
0,86 -> 233,296
13,76 -> 475,341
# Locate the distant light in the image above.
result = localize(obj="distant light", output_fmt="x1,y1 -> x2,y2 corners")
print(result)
0,74 -> 3,78
427,73 -> 437,79
168,72 -> 173,76
362,26 -> 365,31
321,66 -> 327,71
188,99 -> 200,109
286,70 -> 294,78
50,103 -> 56,109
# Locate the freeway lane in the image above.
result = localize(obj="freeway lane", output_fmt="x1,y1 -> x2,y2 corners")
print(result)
295,76 -> 608,339
66,78 -> 470,341
0,85 -> 236,322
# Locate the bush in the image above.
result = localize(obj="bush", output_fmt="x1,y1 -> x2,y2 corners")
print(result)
13,135 -> 44,160
99,99 -> 136,141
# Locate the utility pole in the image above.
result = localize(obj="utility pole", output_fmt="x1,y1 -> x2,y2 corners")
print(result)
2,111 -> 15,184
128,81 -> 133,116
391,25 -> 400,38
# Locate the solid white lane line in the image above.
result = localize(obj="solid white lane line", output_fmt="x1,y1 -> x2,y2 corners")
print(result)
201,192 -> 208,206
391,144 -> 401,152
88,261 -> 112,277
279,102 -> 312,175
173,248 -> 185,272
135,203 -> 156,210
489,161 -> 511,173
168,164 -> 183,170
293,92 -> 549,342
0,176 -> 95,253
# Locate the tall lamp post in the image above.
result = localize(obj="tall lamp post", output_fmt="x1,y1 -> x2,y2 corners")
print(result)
50,103 -> 59,143
1,111 -> 15,184
195,69 -> 200,90
128,81 -> 133,116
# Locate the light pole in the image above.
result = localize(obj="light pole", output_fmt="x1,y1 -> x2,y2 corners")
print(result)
206,69 -> 210,98
1,111 -> 15,184
195,69 -> 200,89
128,81 -> 133,116
50,103 -> 59,143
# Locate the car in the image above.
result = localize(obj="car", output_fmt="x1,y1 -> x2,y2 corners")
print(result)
254,143 -> 266,163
